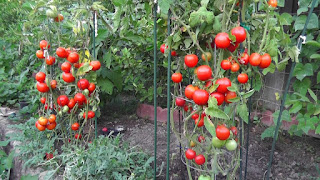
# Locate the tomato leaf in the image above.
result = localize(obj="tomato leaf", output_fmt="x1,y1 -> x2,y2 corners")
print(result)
308,88 -> 317,102
0,140 -> 9,147
279,13 -> 292,25
205,107 -> 229,120
204,116 -> 215,137
227,97 -> 240,103
316,125 -> 320,134
77,62 -> 92,76
237,104 -> 248,123
262,63 -> 275,75
208,96 -> 218,108
208,84 -> 219,93
293,63 -> 313,81
241,89 -> 255,99
97,78 -> 114,95
227,83 -> 238,92
158,0 -> 174,14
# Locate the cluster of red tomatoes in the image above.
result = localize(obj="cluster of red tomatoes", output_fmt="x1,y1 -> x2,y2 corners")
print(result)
212,125 -> 238,151
185,149 -> 206,165
35,114 -> 56,131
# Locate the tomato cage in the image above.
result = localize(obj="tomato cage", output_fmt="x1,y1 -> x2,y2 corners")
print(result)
150,0 -> 318,179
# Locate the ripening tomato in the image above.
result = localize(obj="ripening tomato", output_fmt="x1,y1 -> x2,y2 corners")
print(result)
37,82 -> 49,93
54,14 -> 64,22
83,111 -> 95,119
195,116 -> 204,127
221,60 -> 232,70
194,154 -> 205,165
62,72 -> 75,83
259,53 -> 272,68
198,135 -> 205,143
201,52 -> 212,61
231,27 -> 247,43
238,73 -> 248,84
210,92 -> 225,106
68,98 -> 76,109
239,52 -> 249,65
61,62 -> 72,72
46,56 -> 56,65
227,43 -> 239,52
230,126 -> 238,136
36,122 -> 46,131
40,40 -> 50,50
90,61 -> 101,71
160,44 -> 167,53
46,122 -> 57,130
215,78 -> 231,94
268,0 -> 277,7
74,93 -> 86,105
249,53 -> 261,66
185,149 -> 196,160
184,54 -> 198,68
171,72 -> 183,83
230,63 -> 240,72
205,81 -> 213,88
67,52 -> 79,63
56,47 -> 68,58
196,65 -> 212,81
190,141 -> 196,147
185,85 -> 199,99
71,122 -> 80,131
35,72 -> 46,82
50,80 -> 57,89
171,51 -> 177,56
57,95 -> 69,106
191,112 -> 199,120
77,79 -> 90,90
36,50 -> 45,59
48,114 -> 56,123
216,125 -> 230,140
40,97 -> 46,104
88,83 -> 96,92
215,33 -> 230,49
175,97 -> 186,107
38,117 -> 48,126
193,89 -> 209,105
225,91 -> 237,103
75,133 -> 82,139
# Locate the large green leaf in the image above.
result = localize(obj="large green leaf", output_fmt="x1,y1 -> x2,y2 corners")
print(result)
279,13 -> 293,25
294,13 -> 319,31
308,88 -> 317,102
204,116 -> 215,137
237,104 -> 249,123
293,63 -> 313,80
159,0 -> 174,14
289,101 -> 302,114
205,107 -> 229,120
97,78 -> 114,95
261,126 -> 276,140
293,78 -> 311,96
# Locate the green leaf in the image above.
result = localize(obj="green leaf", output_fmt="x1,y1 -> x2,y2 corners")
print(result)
204,116 -> 215,137
227,97 -> 240,103
227,83 -> 238,92
201,0 -> 209,7
310,54 -> 320,60
241,89 -> 255,99
159,0 -> 173,14
316,125 -> 320,134
314,105 -> 320,115
308,88 -> 317,102
112,0 -> 126,7
208,96 -> 218,108
293,78 -> 311,96
0,140 -> 9,147
184,39 -> 192,48
208,84 -> 219,93
172,32 -> 181,43
205,107 -> 229,120
97,78 -> 114,95
262,63 -> 276,75
297,7 -> 308,15
294,14 -> 319,31
277,0 -> 285,7
261,126 -> 276,140
293,63 -> 313,80
77,62 -> 92,76
252,73 -> 262,91
20,175 -> 38,180
106,70 -> 123,91
279,13 -> 293,25
306,40 -> 320,48
289,101 -> 302,114
288,46 -> 299,63
237,104 -> 249,123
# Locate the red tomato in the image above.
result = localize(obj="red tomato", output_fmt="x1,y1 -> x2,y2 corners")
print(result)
45,153 -> 54,160
191,112 -> 199,120
196,65 -> 212,81
90,61 -> 101,71
259,53 -> 272,68
198,135 -> 205,143
227,43 -> 239,52
185,149 -> 196,160
185,85 -> 199,99
50,80 -> 57,89
38,117 -> 48,126
249,53 -> 261,66
48,114 -> 56,123
62,72 -> 75,83
230,63 -> 240,72
230,126 -> 238,136
171,72 -> 183,83
184,54 -> 198,68
194,154 -> 205,165
88,83 -> 96,92
195,116 -> 204,127
231,27 -> 247,43
36,50 -> 45,59
268,0 -> 277,7
175,97 -> 186,107
35,72 -> 46,82
40,97 -> 46,104
215,33 -> 230,49
171,51 -> 177,56
210,92 -> 225,106
71,122 -> 80,131
75,133 -> 82,139
57,95 -> 69,106
46,56 -> 56,65
160,44 -> 167,53
221,60 -> 232,70
54,14 -> 64,22
215,78 -> 231,94
46,122 -> 57,130
37,82 -> 49,93
40,40 -> 50,50
83,111 -> 95,119
74,63 -> 80,68
77,79 -> 90,90
238,73 -> 248,84
216,125 -> 230,140
56,47 -> 68,58
183,105 -> 189,112
74,93 -> 86,105
68,98 -> 76,109
36,122 -> 46,131
193,89 -> 209,105
239,52 -> 249,65
67,52 -> 79,63
225,91 -> 237,103
61,62 -> 72,72
205,81 -> 212,88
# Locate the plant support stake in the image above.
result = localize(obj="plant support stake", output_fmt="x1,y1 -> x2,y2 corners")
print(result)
153,2 -> 158,179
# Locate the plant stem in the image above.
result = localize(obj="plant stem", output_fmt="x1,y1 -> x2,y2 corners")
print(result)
259,7 -> 270,53
226,0 -> 237,28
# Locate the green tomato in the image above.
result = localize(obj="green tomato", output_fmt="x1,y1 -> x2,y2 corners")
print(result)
212,137 -> 225,148
83,89 -> 89,96
46,9 -> 58,18
58,111 -> 63,116
225,139 -> 237,151
62,105 -> 69,113
198,175 -> 211,180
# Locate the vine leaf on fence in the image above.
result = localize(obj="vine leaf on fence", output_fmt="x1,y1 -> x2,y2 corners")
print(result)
204,116 -> 215,137
205,107 -> 229,120
293,63 -> 313,81
158,0 -> 173,14
289,102 -> 303,114
308,88 -> 317,102
261,126 -> 276,140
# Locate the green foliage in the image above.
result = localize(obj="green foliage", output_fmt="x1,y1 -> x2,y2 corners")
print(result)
0,140 -> 13,179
